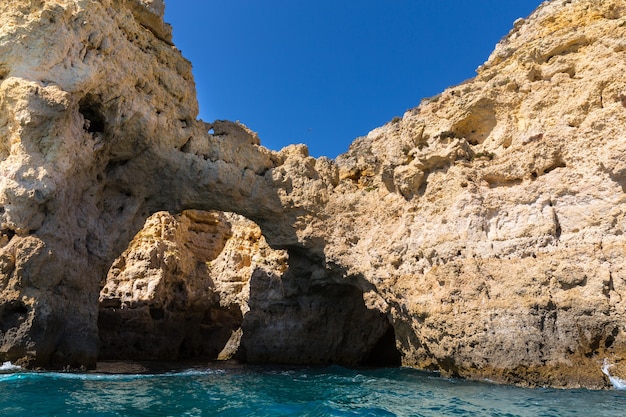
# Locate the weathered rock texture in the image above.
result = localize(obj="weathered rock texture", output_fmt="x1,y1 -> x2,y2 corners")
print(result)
3,0 -> 626,388
0,0 -> 282,368
98,210 -> 271,361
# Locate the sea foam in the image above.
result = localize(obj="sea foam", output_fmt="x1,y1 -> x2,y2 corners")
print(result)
602,359 -> 626,390
0,362 -> 21,372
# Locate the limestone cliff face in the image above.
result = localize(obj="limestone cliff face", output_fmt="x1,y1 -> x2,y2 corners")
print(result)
2,0 -> 626,388
321,0 -> 626,387
0,0 -> 301,368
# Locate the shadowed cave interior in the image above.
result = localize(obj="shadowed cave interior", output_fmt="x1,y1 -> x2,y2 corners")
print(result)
97,211 -> 402,368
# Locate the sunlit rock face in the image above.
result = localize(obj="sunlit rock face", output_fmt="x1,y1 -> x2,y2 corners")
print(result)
0,0 -> 293,369
3,0 -> 626,388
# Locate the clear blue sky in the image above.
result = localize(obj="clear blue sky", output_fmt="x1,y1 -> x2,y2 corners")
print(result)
164,1 -> 542,158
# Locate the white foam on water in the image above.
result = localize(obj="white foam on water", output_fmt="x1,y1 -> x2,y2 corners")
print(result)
0,361 -> 223,383
602,359 -> 626,390
0,361 -> 21,372
41,368 -> 224,382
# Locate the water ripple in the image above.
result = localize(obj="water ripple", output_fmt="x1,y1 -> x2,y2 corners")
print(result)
0,364 -> 625,416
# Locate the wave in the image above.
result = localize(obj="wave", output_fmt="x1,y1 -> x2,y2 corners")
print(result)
0,367 -> 224,383
602,359 -> 626,390
0,362 -> 21,372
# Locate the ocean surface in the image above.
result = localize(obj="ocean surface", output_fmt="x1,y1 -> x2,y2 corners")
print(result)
1,361 -> 626,416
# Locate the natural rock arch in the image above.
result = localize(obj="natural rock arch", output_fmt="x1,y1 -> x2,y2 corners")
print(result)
4,0 -> 626,389
0,0 -> 332,367
0,0 -> 398,369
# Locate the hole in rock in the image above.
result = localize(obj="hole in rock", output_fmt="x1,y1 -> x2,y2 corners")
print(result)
1,228 -> 15,245
451,98 -> 497,145
104,159 -> 130,175
606,334 -> 615,349
606,328 -> 619,349
363,324 -> 402,367
542,160 -> 567,175
0,301 -> 28,333
79,95 -> 106,134
241,248 -> 401,367
96,210 -> 402,367
180,137 -> 193,153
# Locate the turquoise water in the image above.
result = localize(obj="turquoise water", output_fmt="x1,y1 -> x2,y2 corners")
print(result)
1,363 -> 625,416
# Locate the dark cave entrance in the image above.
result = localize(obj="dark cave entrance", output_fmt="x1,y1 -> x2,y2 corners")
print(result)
363,325 -> 402,367
79,94 -> 106,134
96,211 -> 402,368
241,281 -> 402,367
240,248 -> 402,368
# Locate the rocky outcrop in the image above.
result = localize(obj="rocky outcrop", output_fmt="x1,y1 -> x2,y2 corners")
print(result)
98,210 -> 273,361
320,0 -> 626,387
3,0 -> 626,388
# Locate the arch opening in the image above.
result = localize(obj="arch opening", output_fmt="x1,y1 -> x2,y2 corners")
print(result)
96,210 -> 401,367
97,210 -> 246,361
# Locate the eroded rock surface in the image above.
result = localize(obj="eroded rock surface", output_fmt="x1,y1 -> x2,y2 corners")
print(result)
2,0 -> 626,388
98,210 -> 283,361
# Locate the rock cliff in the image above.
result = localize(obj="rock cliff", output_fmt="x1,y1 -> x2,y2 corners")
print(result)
2,0 -> 626,388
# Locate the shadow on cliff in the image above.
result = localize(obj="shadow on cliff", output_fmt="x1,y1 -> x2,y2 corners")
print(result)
237,247 -> 402,367
98,260 -> 243,362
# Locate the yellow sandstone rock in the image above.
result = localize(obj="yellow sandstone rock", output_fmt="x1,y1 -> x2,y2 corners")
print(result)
3,0 -> 626,388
